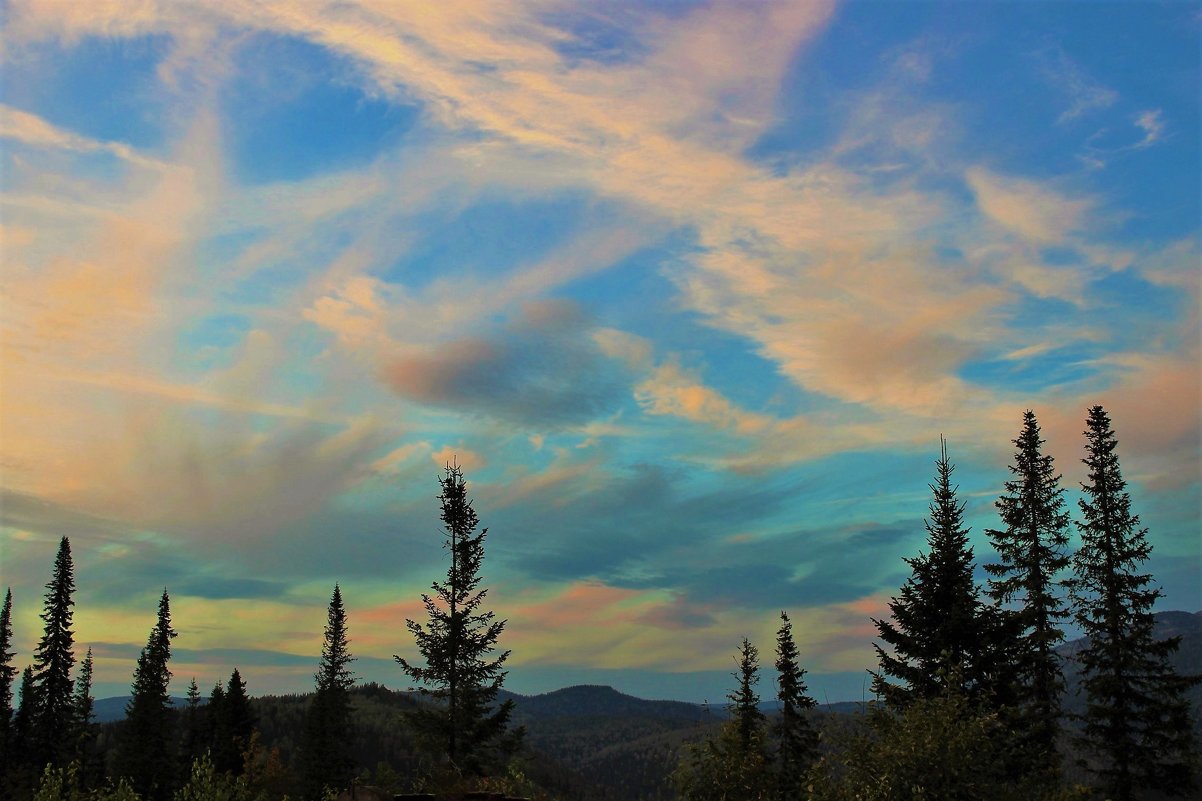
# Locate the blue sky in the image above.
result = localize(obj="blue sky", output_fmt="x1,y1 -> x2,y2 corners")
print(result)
1,0 -> 1198,704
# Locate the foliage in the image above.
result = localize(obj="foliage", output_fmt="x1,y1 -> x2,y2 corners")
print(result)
395,463 -> 520,776
32,762 -> 141,801
173,753 -> 259,801
806,682 -> 1089,801
118,590 -> 179,800
984,410 -> 1071,785
872,440 -> 1006,707
300,584 -> 357,800
1069,405 -> 1201,800
774,611 -> 818,798
33,536 -> 78,768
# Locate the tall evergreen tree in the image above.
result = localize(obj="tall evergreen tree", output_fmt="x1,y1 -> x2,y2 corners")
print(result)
118,589 -> 179,800
301,584 -> 357,799
31,536 -> 76,768
0,588 -> 16,771
396,463 -> 519,776
675,638 -> 771,801
220,668 -> 256,775
872,439 -> 1004,707
71,649 -> 95,758
984,410 -> 1071,782
206,681 -> 230,771
729,637 -> 766,754
1070,405 -> 1199,801
774,612 -> 817,798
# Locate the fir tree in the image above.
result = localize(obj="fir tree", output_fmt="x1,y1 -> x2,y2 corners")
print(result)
396,463 -> 520,776
206,681 -> 230,771
31,536 -> 76,768
1070,405 -> 1199,800
0,588 -> 16,770
872,439 -> 1004,707
774,612 -> 817,798
118,590 -> 179,799
984,410 -> 1071,782
72,648 -> 95,759
301,584 -> 357,799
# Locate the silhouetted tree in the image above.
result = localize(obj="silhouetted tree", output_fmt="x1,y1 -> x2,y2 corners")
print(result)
396,463 -> 520,776
118,589 -> 179,799
300,584 -> 357,799
207,680 -> 231,770
1070,406 -> 1199,800
985,410 -> 1071,784
774,612 -> 817,797
180,677 -> 204,770
872,440 -> 1006,707
222,668 -> 256,774
675,638 -> 771,800
71,647 -> 97,779
0,588 -> 15,775
31,536 -> 76,768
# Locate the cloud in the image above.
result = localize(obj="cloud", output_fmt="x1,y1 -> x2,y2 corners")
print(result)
383,301 -> 630,428
0,104 -> 171,170
966,167 -> 1091,245
1132,108 -> 1166,149
1037,48 -> 1118,123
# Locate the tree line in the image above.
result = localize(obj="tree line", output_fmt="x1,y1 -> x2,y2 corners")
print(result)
0,406 -> 1196,801
673,406 -> 1198,801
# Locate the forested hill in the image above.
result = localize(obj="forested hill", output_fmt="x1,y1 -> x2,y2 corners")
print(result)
504,684 -> 713,723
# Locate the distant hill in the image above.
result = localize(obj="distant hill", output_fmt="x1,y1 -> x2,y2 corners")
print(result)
93,695 -> 199,724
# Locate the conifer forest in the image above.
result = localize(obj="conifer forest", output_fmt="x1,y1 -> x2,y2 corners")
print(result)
1,407 -> 1198,801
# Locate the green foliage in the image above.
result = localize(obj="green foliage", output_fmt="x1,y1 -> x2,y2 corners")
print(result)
805,685 -> 1080,801
872,440 -> 1005,707
300,584 -> 356,799
118,590 -> 179,800
395,463 -> 520,776
984,410 -> 1071,785
32,761 -> 142,801
33,536 -> 78,768
172,753 -> 259,801
1069,406 -> 1201,800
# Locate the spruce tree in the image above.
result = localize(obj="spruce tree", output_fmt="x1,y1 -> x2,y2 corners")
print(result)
0,588 -> 16,769
180,677 -> 204,771
985,410 -> 1071,782
872,439 -> 1002,707
774,612 -> 818,798
31,536 -> 76,768
1070,405 -> 1199,800
118,589 -> 179,799
220,668 -> 256,774
206,681 -> 230,771
396,463 -> 519,776
72,648 -> 100,788
730,637 -> 766,753
12,666 -> 37,765
301,584 -> 357,799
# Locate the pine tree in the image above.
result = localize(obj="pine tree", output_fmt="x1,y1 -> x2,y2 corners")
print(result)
984,410 -> 1071,782
1070,405 -> 1199,801
301,584 -> 357,799
118,589 -> 179,799
396,463 -> 520,776
31,536 -> 76,768
774,612 -> 817,798
0,588 -> 16,771
872,439 -> 1003,707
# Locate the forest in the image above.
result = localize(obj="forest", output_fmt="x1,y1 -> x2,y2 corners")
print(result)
0,405 -> 1197,801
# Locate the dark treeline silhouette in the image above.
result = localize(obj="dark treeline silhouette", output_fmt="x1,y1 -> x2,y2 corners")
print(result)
0,406 -> 1197,801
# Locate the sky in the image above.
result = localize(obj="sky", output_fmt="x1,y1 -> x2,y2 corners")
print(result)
0,0 -> 1198,705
